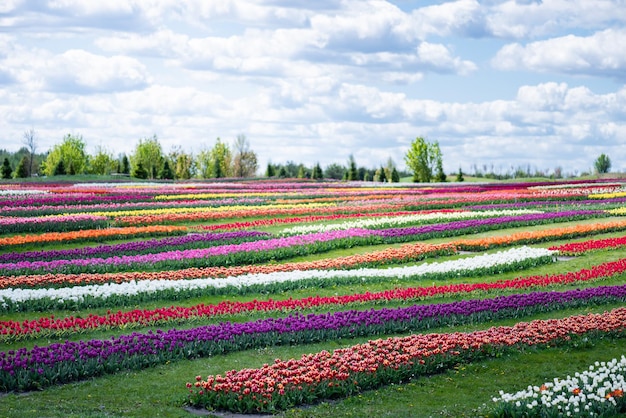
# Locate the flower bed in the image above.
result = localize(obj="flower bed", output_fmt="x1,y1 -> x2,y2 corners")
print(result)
185,307 -> 626,413
491,356 -> 626,417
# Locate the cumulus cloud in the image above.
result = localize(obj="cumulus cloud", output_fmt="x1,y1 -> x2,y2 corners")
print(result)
492,28 -> 626,80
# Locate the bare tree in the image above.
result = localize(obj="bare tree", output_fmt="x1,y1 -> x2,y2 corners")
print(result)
22,128 -> 38,177
232,134 -> 258,177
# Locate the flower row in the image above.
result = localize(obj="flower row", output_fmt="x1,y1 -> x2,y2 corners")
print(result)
2,288 -> 626,392
549,235 -> 626,255
0,231 -> 272,263
491,356 -> 626,417
0,246 -> 555,314
0,225 -> 188,248
185,307 -> 626,413
0,242 -> 455,289
278,209 -> 542,235
0,214 -> 109,235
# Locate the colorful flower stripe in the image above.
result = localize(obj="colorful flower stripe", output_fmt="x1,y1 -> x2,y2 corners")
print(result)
185,307 -> 626,413
0,197 -> 267,216
89,203 -> 336,218
0,214 -> 109,235
609,207 -> 626,215
0,225 -> 188,248
2,290 -> 626,393
7,280 -> 621,343
0,229 -> 377,274
0,243 -> 455,289
452,219 -> 626,250
279,209 -> 542,235
116,202 -> 423,225
0,247 -> 556,314
491,356 -> 626,417
549,235 -> 626,255
0,231 -> 272,263
196,210 -> 452,231
589,191 -> 626,199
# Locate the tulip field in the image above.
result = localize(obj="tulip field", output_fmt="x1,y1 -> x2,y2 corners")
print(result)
0,179 -> 625,417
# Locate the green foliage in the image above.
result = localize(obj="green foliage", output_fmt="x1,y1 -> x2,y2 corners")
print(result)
88,146 -> 116,175
297,165 -> 307,179
132,162 -> 148,179
159,160 -> 174,180
324,163 -> 346,180
347,155 -> 358,181
197,138 -> 232,179
131,135 -> 163,180
376,166 -> 387,182
456,167 -> 465,182
265,162 -> 276,177
15,156 -> 29,179
121,154 -> 130,174
312,163 -> 323,180
1,158 -> 12,179
404,137 -> 445,183
594,153 -> 611,174
278,166 -> 288,178
43,134 -> 88,176
168,147 -> 194,180
390,167 -> 400,183
53,160 -> 66,176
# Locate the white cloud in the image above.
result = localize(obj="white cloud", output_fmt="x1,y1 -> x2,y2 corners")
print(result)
493,28 -> 626,79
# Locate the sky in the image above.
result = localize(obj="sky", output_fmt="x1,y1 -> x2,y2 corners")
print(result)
0,0 -> 625,176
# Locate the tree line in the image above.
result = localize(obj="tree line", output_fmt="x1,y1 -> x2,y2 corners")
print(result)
0,130 -> 615,181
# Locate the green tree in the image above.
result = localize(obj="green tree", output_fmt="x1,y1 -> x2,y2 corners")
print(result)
121,154 -> 130,174
266,162 -> 276,177
390,167 -> 400,183
132,162 -> 148,179
89,146 -> 116,175
168,146 -> 194,180
159,160 -> 174,180
594,154 -> 611,174
375,166 -> 387,182
1,158 -> 12,179
312,163 -> 323,180
131,135 -> 163,180
297,165 -> 307,179
15,156 -> 29,178
347,155 -> 358,181
277,166 -> 287,178
456,167 -> 465,182
404,137 -> 445,183
53,160 -> 66,176
43,134 -> 88,176
324,163 -> 346,180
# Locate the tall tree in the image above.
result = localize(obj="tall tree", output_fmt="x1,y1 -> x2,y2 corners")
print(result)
15,156 -> 29,178
324,163 -> 346,180
22,128 -> 37,177
131,135 -> 163,180
232,134 -> 258,178
197,139 -> 231,179
312,163 -> 323,180
1,158 -> 12,179
89,145 -> 116,175
43,134 -> 88,176
404,137 -> 445,183
347,155 -> 358,181
594,153 -> 611,174
168,146 -> 194,179
159,160 -> 175,180
265,162 -> 276,177
121,154 -> 130,174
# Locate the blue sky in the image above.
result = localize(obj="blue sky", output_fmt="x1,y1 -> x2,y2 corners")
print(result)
1,0 -> 625,175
